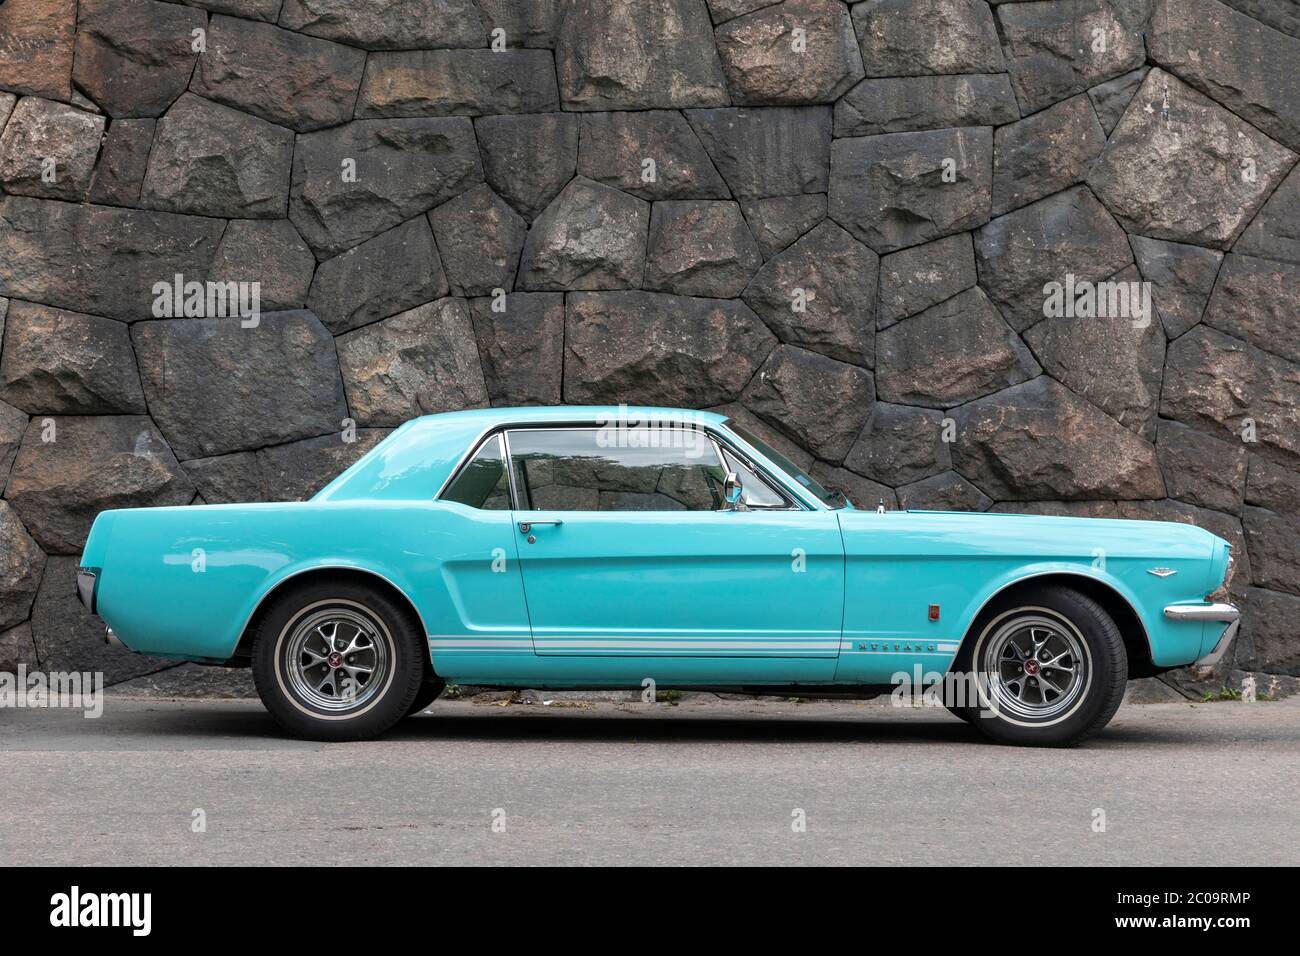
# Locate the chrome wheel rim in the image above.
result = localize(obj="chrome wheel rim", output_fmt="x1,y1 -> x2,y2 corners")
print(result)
283,606 -> 390,713
981,615 -> 1087,721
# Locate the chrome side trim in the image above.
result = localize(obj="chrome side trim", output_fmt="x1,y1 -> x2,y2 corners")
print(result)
1163,602 -> 1240,623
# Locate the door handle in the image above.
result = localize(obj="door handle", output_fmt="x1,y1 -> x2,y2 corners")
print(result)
518,519 -> 563,533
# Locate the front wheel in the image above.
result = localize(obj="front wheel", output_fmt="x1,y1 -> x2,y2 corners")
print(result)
952,585 -> 1127,747
251,578 -> 427,741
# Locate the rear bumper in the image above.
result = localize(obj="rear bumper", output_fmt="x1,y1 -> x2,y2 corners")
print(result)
75,567 -> 99,614
1164,602 -> 1240,667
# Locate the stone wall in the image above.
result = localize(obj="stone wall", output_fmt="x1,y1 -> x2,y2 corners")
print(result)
0,0 -> 1297,695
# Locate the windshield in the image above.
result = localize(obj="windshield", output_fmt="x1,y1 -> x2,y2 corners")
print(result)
725,422 -> 847,509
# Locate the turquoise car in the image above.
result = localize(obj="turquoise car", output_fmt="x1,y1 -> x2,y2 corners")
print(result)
77,406 -> 1238,746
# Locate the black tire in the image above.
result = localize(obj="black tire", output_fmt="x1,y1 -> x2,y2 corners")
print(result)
950,584 -> 1127,747
251,577 -> 426,741
945,704 -> 974,725
404,679 -> 446,718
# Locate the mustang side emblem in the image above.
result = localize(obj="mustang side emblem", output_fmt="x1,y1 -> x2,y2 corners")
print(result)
1147,568 -> 1178,577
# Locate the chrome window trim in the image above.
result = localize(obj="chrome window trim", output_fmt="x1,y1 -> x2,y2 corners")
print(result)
436,418 -> 810,513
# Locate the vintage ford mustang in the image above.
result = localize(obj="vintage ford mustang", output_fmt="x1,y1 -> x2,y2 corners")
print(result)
76,406 -> 1239,746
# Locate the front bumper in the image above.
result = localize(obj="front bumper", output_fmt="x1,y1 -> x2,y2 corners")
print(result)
1164,602 -> 1241,667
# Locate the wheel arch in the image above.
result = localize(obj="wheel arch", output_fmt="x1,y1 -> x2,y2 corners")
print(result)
228,566 -> 436,680
951,571 -> 1154,678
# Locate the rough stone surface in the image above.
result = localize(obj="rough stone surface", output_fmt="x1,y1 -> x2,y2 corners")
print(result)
469,293 -> 566,407
715,0 -> 864,105
1238,588 -> 1300,675
877,233 -> 976,328
518,178 -> 650,291
997,0 -> 1148,114
1023,267 -> 1165,439
829,127 -> 992,253
429,185 -> 528,297
4,416 -> 194,553
0,502 -> 44,632
72,0 -> 204,117
0,0 -> 1297,682
0,97 -> 104,200
556,0 -> 729,110
307,217 -> 446,335
192,15 -> 366,133
289,117 -> 483,258
279,0 -> 487,49
1087,66 -> 1148,136
1202,254 -> 1300,364
742,221 -> 877,365
210,220 -> 317,313
877,287 -> 1041,407
1087,69 -> 1296,249
809,463 -> 897,511
974,186 -> 1134,332
687,107 -> 832,199
257,430 -> 390,502
0,621 -> 38,672
132,312 -> 348,459
951,376 -> 1166,500
0,0 -> 77,101
0,198 -> 225,321
0,394 -> 24,480
336,299 -> 488,427
357,50 -> 559,118
1234,164 -> 1300,266
1130,235 -> 1223,340
1243,507 -> 1300,596
835,74 -> 1019,136
141,93 -> 294,219
577,111 -> 729,201
1161,325 -> 1300,468
1246,456 -> 1300,516
1156,419 -> 1247,516
740,195 -> 827,260
0,301 -> 146,414
644,201 -> 761,298
897,471 -> 993,511
992,95 -> 1106,217
743,345 -> 873,461
851,0 -> 1004,77
87,118 -> 154,206
844,403 -> 949,487
476,0 -> 565,47
1150,0 -> 1300,151
565,292 -> 775,407
476,113 -> 580,221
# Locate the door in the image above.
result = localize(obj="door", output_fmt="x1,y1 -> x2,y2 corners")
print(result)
504,426 -> 845,664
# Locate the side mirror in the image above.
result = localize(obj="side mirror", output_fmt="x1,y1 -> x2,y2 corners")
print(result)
723,471 -> 745,510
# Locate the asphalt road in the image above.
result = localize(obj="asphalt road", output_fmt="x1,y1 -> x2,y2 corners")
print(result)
1,694 -> 1296,866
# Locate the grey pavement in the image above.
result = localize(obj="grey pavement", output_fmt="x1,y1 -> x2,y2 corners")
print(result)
1,694 -> 1296,866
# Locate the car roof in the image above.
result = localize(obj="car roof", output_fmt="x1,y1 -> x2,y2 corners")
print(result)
403,405 -> 730,430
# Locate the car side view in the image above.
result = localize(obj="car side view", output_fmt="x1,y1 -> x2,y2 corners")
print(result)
76,406 -> 1239,746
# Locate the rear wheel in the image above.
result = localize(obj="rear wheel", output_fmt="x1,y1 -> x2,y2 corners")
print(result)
951,584 -> 1127,747
404,679 -> 446,718
251,578 -> 426,741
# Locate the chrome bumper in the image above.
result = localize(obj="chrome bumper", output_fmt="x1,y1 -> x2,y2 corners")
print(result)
1164,602 -> 1241,667
75,567 -> 98,613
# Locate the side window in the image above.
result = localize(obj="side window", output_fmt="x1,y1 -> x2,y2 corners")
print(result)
507,428 -> 726,512
441,434 -> 512,509
719,447 -> 786,508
